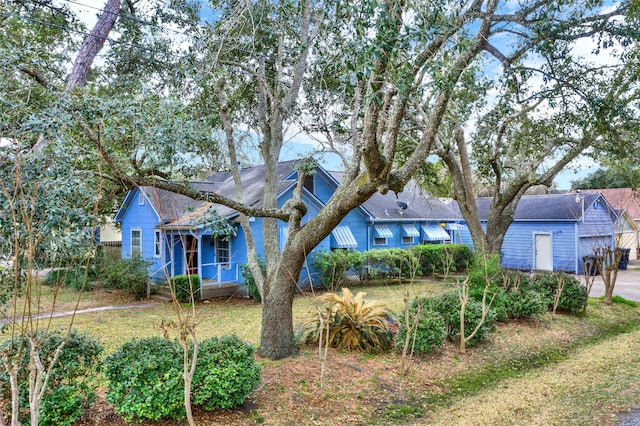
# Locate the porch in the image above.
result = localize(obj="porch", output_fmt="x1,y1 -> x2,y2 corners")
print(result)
149,261 -> 243,300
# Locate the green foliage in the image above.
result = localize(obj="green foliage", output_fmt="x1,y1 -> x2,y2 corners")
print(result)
411,244 -> 474,275
102,257 -> 152,299
472,270 -> 548,321
311,250 -> 364,290
241,257 -> 266,302
297,288 -> 394,352
170,274 -> 201,303
104,335 -> 262,422
191,335 -> 262,410
417,292 -> 498,346
43,267 -> 96,291
0,330 -> 103,426
468,254 -> 502,288
396,308 -> 447,355
532,271 -> 588,314
363,248 -> 421,280
104,337 -> 185,422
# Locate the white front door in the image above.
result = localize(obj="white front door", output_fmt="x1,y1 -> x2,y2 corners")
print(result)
534,233 -> 552,271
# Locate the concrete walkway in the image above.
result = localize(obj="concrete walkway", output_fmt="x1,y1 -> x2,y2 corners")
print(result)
0,302 -> 158,326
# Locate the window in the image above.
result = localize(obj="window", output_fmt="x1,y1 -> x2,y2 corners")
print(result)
216,237 -> 230,269
303,174 -> 315,195
131,229 -> 142,257
402,236 -> 413,245
373,237 -> 387,246
138,193 -> 145,205
154,230 -> 161,257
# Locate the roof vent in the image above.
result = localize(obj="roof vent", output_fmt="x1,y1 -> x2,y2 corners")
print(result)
397,201 -> 408,210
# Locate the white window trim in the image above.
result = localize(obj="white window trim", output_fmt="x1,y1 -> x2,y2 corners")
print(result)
154,230 -> 162,258
138,193 -> 145,205
131,228 -> 142,257
216,237 -> 231,270
402,236 -> 414,245
373,237 -> 387,246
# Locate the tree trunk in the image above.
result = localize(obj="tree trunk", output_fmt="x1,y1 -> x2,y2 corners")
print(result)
66,0 -> 121,91
257,251 -> 304,359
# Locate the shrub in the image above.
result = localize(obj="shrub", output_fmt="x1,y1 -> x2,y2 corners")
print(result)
418,292 -> 497,346
396,308 -> 447,355
311,250 -> 364,290
105,335 -> 262,422
241,257 -> 266,302
102,257 -> 152,299
191,335 -> 262,410
104,337 -> 185,422
170,274 -> 201,303
412,244 -> 474,275
531,271 -> 588,314
43,267 -> 96,291
468,253 -> 502,288
297,288 -> 394,352
0,329 -> 103,426
363,248 -> 420,280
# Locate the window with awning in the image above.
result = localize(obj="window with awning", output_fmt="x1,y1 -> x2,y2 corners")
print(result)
331,226 -> 358,249
374,225 -> 393,238
421,224 -> 450,241
402,224 -> 420,237
444,223 -> 468,231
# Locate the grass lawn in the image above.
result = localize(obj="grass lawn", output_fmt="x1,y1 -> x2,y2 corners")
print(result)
3,279 -> 640,425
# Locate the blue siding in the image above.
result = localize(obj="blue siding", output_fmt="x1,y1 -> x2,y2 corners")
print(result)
118,188 -> 166,280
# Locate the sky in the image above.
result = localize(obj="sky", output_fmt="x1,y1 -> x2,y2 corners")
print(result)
55,0 -> 622,191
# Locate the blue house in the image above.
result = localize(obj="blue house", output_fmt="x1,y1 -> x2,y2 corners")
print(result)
470,193 -> 617,274
114,161 -> 466,298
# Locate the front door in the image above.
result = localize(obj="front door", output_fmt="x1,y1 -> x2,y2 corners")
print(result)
534,233 -> 552,271
185,235 -> 198,275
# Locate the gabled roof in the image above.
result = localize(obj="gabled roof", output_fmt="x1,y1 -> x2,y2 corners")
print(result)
580,188 -> 640,220
473,193 -> 606,221
327,173 -> 457,221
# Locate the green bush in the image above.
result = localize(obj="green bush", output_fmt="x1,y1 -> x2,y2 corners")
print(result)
0,329 -> 103,426
363,248 -> 421,280
105,335 -> 262,422
412,244 -> 474,275
396,308 -> 447,355
472,270 -> 547,321
43,267 -> 96,291
102,257 -> 152,299
104,337 -> 185,422
241,257 -> 266,302
191,335 -> 262,410
531,271 -> 588,314
468,254 -> 502,288
311,250 -> 364,290
170,274 -> 201,303
418,292 -> 497,346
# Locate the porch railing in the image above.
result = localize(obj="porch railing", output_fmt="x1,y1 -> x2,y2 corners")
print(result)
200,262 -> 239,285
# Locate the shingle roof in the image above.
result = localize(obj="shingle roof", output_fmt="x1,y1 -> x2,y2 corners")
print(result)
472,193 -> 603,221
327,173 -> 457,220
147,161 -> 300,227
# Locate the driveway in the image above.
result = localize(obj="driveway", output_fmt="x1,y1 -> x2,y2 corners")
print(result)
581,260 -> 640,302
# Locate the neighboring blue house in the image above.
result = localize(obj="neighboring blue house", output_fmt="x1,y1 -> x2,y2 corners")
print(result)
114,161 -> 467,298
468,193 -> 617,274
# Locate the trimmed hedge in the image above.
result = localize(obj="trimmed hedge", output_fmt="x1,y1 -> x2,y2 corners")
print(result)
170,274 -> 201,303
531,271 -> 588,313
396,307 -> 447,355
311,250 -> 364,290
104,335 -> 261,422
412,244 -> 474,275
363,248 -> 421,280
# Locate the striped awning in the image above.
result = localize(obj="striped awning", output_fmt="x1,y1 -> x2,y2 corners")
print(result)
401,224 -> 420,237
421,224 -> 450,241
374,225 -> 393,238
332,226 -> 358,249
444,223 -> 468,231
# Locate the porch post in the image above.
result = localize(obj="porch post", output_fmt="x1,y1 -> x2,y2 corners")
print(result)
197,233 -> 203,299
